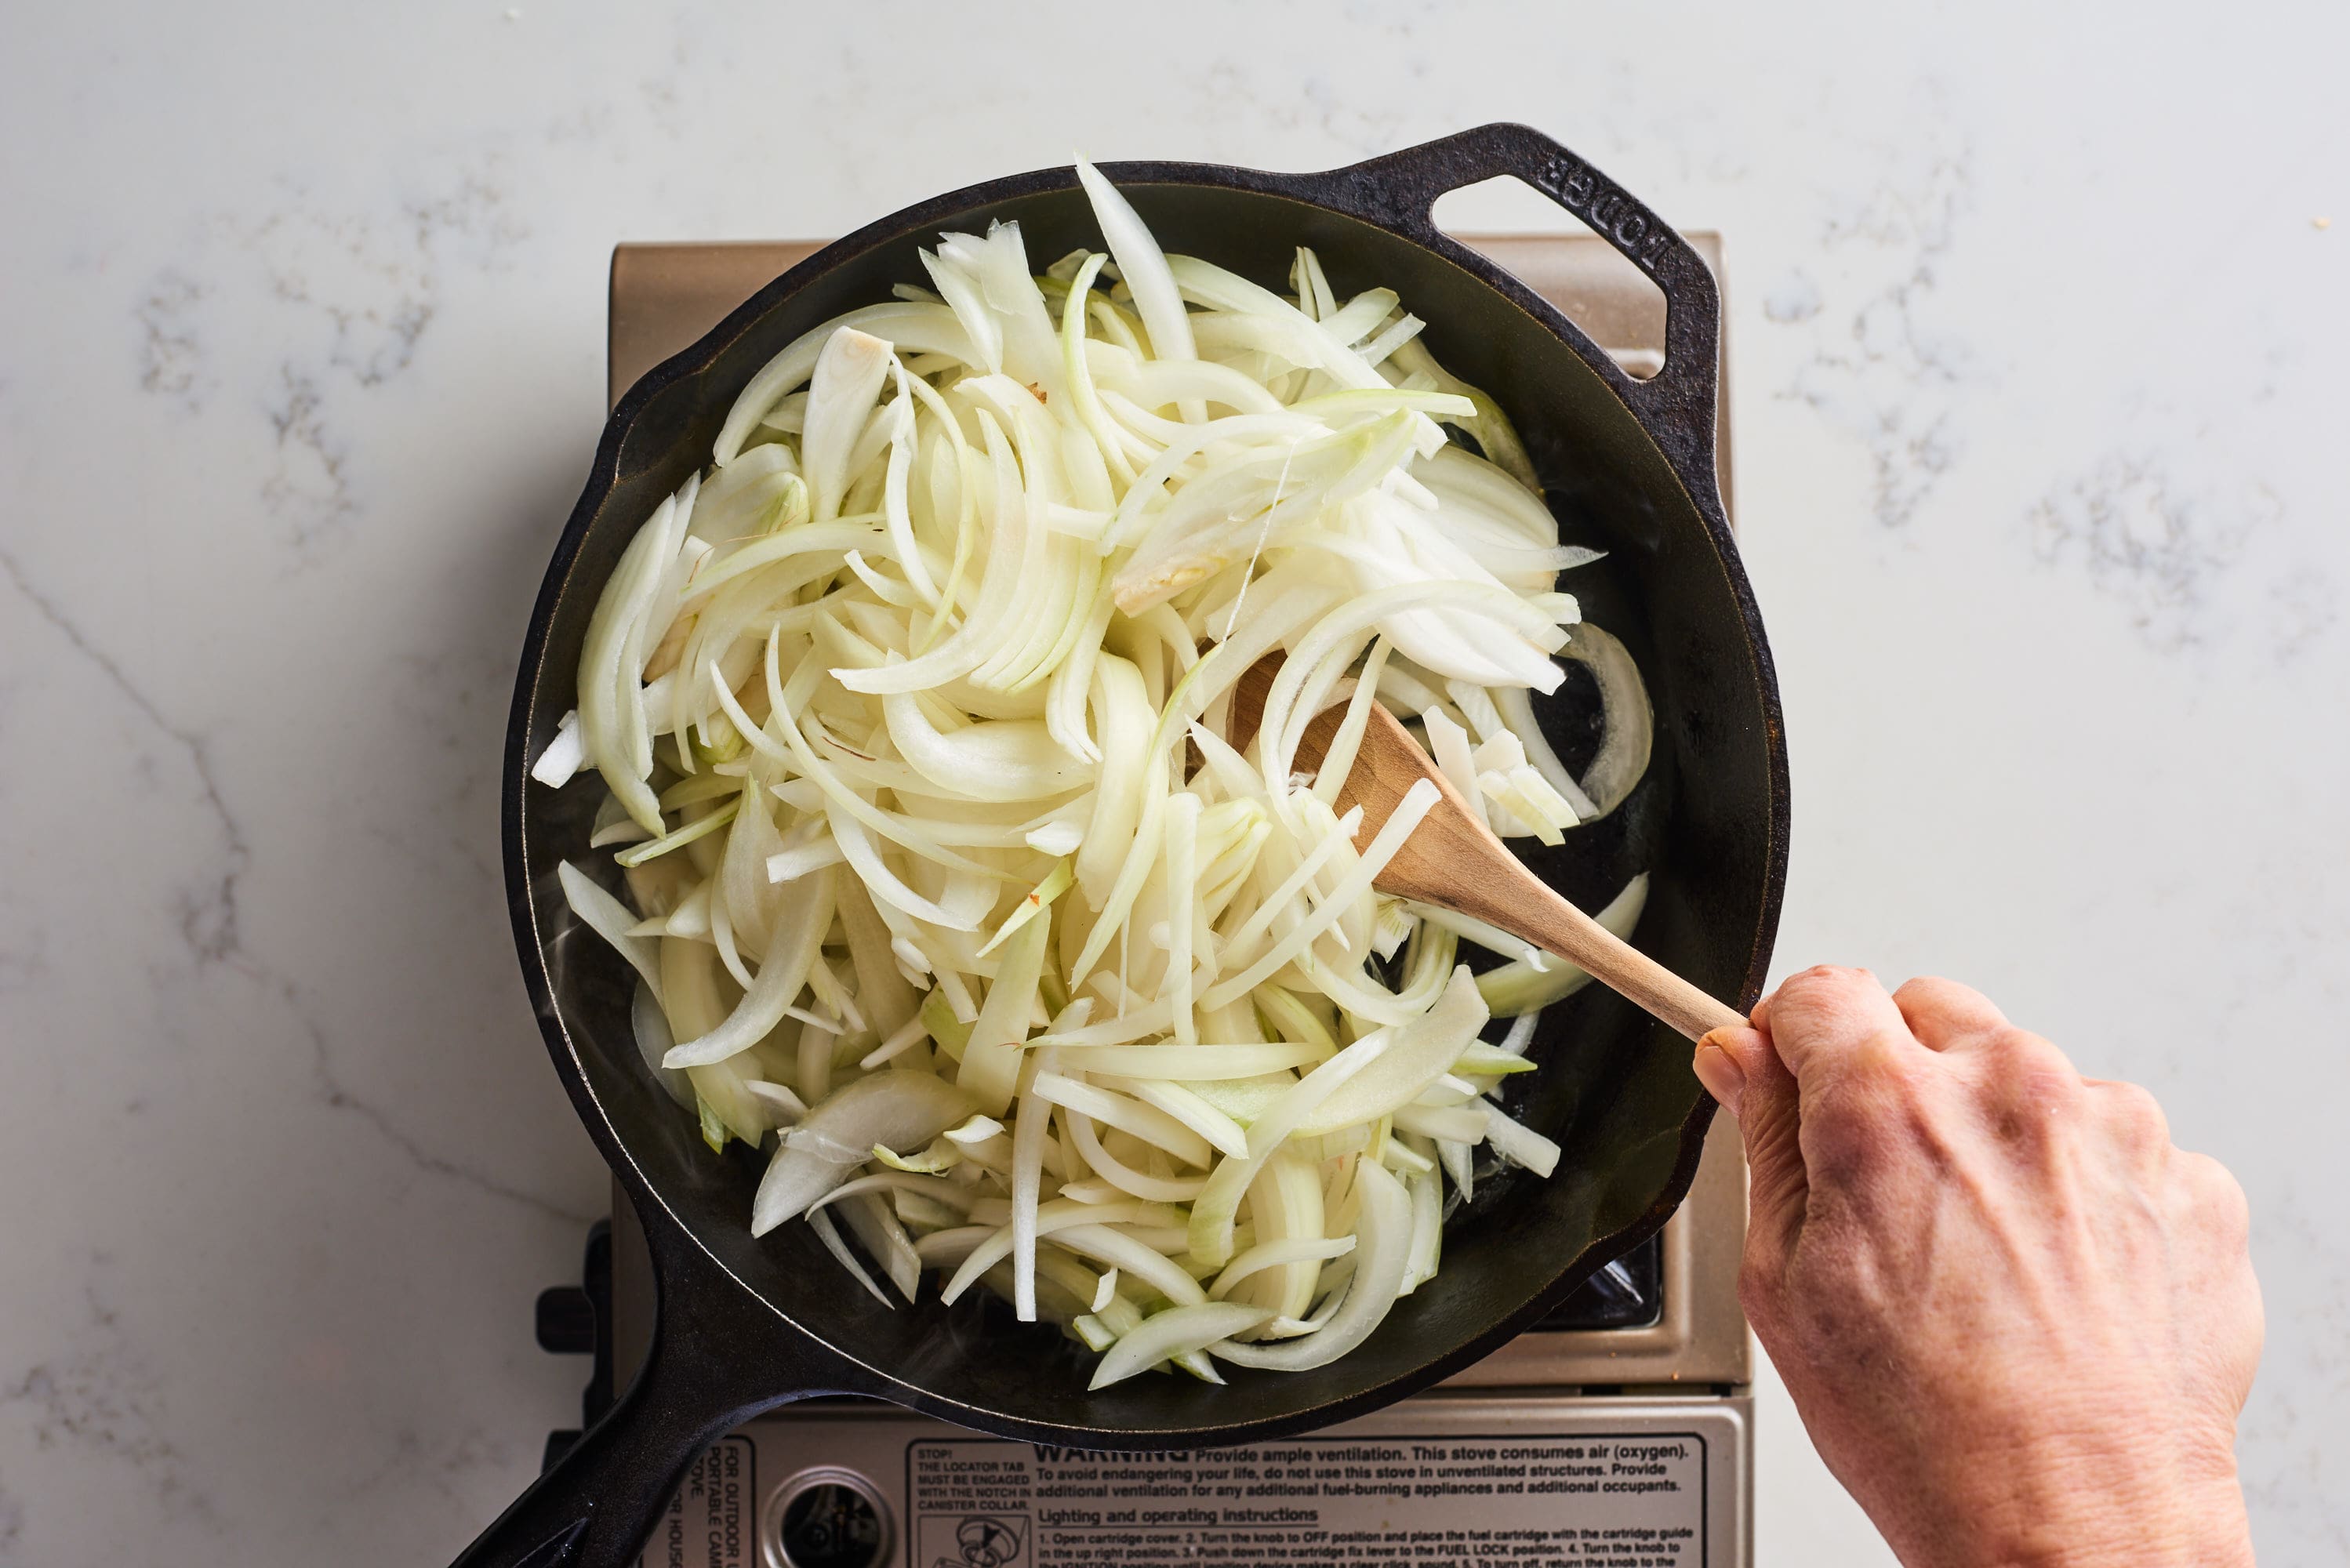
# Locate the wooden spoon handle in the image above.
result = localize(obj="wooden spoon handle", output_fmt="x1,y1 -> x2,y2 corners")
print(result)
1509,877 -> 1748,1043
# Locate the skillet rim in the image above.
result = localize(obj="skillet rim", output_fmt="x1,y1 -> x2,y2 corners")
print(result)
501,130 -> 1788,1446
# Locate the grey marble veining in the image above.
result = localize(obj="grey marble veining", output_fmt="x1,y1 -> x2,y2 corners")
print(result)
2,3 -> 2344,1564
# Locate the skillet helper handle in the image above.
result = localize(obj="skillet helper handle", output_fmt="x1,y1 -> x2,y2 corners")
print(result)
447,1199 -> 833,1568
1313,122 -> 1725,508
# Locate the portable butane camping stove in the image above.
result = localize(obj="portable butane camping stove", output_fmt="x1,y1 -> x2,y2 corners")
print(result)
533,230 -> 1753,1568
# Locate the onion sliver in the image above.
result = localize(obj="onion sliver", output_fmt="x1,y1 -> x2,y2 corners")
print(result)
1208,1160 -> 1414,1371
753,1072 -> 979,1234
1481,1102 -> 1564,1178
935,1198 -> 1175,1305
663,866 -> 836,1069
1292,967 -> 1487,1136
1553,622 -> 1651,819
1208,1236 -> 1356,1301
1091,1302 -> 1273,1390
559,862 -> 666,1011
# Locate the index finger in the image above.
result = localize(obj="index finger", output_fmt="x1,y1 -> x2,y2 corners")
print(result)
1757,965 -> 1924,1088
1891,975 -> 2010,1051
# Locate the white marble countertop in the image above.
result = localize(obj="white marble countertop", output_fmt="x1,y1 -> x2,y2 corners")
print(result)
3,3 -> 2344,1563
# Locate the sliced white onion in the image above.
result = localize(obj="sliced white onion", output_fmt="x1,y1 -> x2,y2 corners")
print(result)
937,1200 -> 1173,1305
1208,1236 -> 1357,1301
663,866 -> 836,1069
1292,967 -> 1487,1137
532,709 -> 586,788
1393,1101 -> 1491,1144
1556,622 -> 1652,819
753,1072 -> 979,1234
1091,1301 -> 1273,1389
807,1206 -> 894,1308
1481,1102 -> 1563,1178
1208,1160 -> 1413,1370
1053,1041 -> 1321,1080
1077,159 -> 1197,368
839,1190 -> 922,1301
547,177 -> 1667,1393
558,862 -> 665,1011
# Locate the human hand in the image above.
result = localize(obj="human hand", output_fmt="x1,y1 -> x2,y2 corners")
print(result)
1694,967 -> 2261,1568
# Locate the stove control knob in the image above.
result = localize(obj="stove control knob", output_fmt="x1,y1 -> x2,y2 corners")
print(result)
535,1285 -> 597,1356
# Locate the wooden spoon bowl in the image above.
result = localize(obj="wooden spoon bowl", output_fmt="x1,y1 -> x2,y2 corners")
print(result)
1230,655 -> 1745,1042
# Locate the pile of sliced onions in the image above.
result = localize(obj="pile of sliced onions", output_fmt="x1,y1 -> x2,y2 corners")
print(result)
536,164 -> 1652,1388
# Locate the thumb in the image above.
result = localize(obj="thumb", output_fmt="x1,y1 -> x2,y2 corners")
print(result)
1697,1022 -> 1807,1257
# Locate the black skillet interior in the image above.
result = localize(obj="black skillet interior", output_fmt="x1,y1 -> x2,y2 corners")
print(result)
506,125 -> 1785,1460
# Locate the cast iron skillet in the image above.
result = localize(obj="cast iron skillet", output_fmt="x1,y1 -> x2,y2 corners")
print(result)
462,123 -> 1787,1568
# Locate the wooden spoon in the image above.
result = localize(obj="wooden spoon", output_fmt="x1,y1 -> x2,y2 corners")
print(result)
1231,657 -> 1745,1043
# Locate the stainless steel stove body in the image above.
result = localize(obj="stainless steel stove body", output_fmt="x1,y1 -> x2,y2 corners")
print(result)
536,230 -> 1754,1568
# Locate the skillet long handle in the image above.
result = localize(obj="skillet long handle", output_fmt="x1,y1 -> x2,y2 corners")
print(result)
447,1192 -> 840,1568
449,1329 -> 726,1568
1506,874 -> 1747,1043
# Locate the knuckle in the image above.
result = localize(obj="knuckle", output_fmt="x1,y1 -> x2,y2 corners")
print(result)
1893,974 -> 1970,1006
1796,1106 -> 1870,1179
1980,1029 -> 2084,1105
1782,964 -> 1869,1001
2098,1081 -> 2171,1151
1892,975 -> 2007,1044
2176,1151 -> 2253,1246
1767,970 -> 1916,1081
1890,975 -> 1941,1007
1799,1075 -> 1911,1178
1983,1024 -> 2061,1063
1836,1033 -> 1933,1102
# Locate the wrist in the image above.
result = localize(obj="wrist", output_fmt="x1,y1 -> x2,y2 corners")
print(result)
1952,1476 -> 2254,1568
2036,1489 -> 2253,1568
1871,1443 -> 2254,1568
